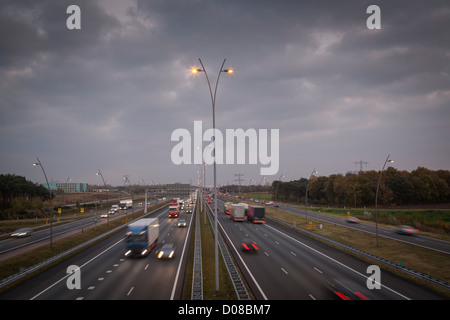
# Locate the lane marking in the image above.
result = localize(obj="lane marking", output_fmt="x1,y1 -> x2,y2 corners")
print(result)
127,287 -> 134,296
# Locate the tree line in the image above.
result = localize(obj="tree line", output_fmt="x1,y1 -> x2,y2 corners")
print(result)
272,167 -> 450,207
0,174 -> 51,218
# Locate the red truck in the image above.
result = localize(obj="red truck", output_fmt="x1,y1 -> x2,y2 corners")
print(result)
168,202 -> 179,218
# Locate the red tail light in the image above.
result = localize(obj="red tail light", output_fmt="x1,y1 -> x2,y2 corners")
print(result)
335,292 -> 350,300
354,292 -> 370,300
242,243 -> 249,250
251,244 -> 259,250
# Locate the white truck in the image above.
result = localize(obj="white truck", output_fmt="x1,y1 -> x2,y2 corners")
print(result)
120,199 -> 133,209
125,218 -> 159,257
230,204 -> 246,221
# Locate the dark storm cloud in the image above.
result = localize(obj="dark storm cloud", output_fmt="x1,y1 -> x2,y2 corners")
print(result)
0,0 -> 449,185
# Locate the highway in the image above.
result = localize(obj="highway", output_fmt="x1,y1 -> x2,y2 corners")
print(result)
0,209 -> 122,258
0,196 -> 447,300
0,204 -> 193,300
212,198 -> 446,300
0,201 -> 159,260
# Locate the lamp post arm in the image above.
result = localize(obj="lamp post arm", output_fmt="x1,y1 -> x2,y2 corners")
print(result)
198,59 -> 214,110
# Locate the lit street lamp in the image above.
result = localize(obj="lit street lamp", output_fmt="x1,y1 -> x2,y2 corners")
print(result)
375,154 -> 394,247
192,58 -> 233,293
33,157 -> 53,248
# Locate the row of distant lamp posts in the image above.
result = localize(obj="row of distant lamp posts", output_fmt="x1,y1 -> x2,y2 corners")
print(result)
33,157 -> 113,248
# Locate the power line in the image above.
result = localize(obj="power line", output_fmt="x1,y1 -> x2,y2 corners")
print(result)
354,160 -> 369,172
234,173 -> 245,194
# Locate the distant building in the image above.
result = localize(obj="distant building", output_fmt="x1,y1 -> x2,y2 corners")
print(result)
44,182 -> 88,193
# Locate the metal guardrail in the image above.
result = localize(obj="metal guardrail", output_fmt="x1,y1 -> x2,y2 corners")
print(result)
204,201 -> 251,300
268,215 -> 450,291
191,204 -> 203,300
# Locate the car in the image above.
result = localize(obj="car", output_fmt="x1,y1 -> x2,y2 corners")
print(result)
11,228 -> 32,238
177,219 -> 187,227
108,209 -> 115,215
273,203 -> 279,207
101,213 -> 109,218
241,238 -> 259,252
326,278 -> 370,300
158,243 -> 175,259
346,216 -> 360,223
396,225 -> 419,235
186,208 -> 192,214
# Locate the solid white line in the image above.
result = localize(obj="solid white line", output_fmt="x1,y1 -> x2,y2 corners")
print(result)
265,224 -> 411,300
218,219 -> 268,300
169,206 -> 195,300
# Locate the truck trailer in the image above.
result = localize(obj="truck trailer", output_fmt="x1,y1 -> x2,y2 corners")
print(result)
125,218 -> 159,257
247,205 -> 266,223
230,204 -> 246,221
120,199 -> 133,209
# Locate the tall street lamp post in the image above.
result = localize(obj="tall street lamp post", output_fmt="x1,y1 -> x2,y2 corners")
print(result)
96,170 -> 109,222
192,58 -> 233,293
33,157 -> 53,248
305,169 -> 318,225
375,154 -> 394,247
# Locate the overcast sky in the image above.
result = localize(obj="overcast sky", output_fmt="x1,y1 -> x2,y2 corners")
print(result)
1,0 -> 449,187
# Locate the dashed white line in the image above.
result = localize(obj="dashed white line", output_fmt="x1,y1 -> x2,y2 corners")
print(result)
144,264 -> 150,270
127,287 -> 134,296
290,251 -> 296,256
88,286 -> 95,290
309,294 -> 316,300
314,267 -> 323,274
281,268 -> 288,275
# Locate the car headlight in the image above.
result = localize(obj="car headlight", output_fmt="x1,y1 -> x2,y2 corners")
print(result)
158,251 -> 163,258
169,251 -> 174,258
